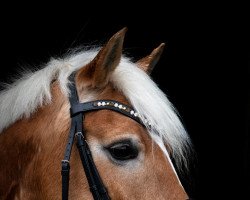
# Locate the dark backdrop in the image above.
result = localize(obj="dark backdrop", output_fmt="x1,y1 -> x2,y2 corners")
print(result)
0,4 -> 246,199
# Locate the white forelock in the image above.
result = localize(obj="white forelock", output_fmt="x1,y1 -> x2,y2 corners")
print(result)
0,49 -> 191,171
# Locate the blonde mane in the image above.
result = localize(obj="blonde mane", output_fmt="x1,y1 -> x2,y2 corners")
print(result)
0,49 -> 192,171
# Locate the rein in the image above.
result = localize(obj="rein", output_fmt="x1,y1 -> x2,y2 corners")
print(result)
61,74 -> 143,200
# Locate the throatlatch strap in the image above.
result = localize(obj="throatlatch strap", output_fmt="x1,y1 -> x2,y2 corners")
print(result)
61,160 -> 70,200
61,119 -> 76,200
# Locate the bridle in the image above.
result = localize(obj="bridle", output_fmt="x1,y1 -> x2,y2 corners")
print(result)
61,73 -> 143,200
61,73 -> 194,200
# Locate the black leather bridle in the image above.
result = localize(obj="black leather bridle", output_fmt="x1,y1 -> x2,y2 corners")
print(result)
61,73 -> 143,200
61,73 -> 194,200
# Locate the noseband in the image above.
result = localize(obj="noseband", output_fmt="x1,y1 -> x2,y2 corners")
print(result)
61,73 -> 143,200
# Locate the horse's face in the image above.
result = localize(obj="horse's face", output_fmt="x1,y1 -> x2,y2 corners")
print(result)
0,28 -> 191,199
82,86 -> 187,199
71,28 -> 188,199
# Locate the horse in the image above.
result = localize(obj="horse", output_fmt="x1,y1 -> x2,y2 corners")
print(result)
0,28 -> 193,199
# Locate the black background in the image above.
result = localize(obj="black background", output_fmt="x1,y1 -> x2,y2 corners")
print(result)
0,4 -> 247,199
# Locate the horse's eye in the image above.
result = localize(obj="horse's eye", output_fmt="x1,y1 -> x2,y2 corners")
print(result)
107,141 -> 139,161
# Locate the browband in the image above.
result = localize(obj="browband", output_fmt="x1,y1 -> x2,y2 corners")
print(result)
70,100 -> 142,124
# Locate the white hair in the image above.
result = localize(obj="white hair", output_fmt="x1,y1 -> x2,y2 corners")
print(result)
0,49 -> 192,171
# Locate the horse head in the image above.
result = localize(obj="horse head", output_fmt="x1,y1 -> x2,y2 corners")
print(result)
0,28 -> 192,199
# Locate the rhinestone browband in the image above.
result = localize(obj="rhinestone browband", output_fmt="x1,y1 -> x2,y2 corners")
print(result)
93,100 -> 151,127
70,100 -> 151,127
93,101 -> 139,117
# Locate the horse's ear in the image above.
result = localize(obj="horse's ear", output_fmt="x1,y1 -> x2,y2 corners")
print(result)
136,43 -> 165,74
78,27 -> 127,88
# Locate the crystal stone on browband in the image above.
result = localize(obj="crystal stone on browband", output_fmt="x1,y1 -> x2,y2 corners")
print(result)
93,100 -> 151,127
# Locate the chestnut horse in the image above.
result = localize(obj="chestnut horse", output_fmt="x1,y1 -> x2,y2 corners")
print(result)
0,28 -> 193,199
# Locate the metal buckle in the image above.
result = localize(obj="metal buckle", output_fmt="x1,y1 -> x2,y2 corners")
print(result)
75,131 -> 84,138
61,159 -> 70,164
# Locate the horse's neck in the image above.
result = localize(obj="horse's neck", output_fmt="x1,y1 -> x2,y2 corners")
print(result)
0,82 -> 70,198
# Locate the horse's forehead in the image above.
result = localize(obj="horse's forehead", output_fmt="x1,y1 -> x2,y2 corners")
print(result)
97,83 -> 128,102
84,110 -> 147,142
